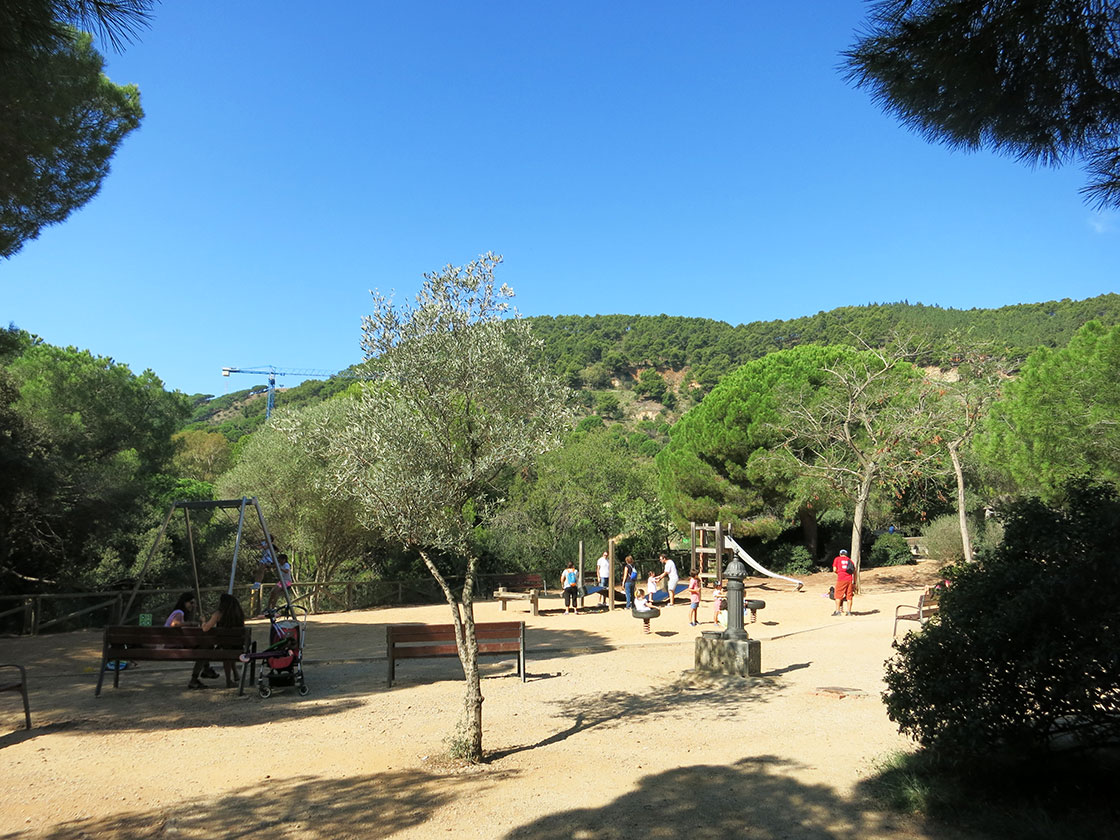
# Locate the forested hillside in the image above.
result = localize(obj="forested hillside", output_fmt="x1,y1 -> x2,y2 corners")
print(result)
187,294 -> 1120,441
531,294 -> 1120,390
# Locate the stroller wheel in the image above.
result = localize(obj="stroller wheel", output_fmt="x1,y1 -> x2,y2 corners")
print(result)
298,682 -> 310,696
258,685 -> 272,699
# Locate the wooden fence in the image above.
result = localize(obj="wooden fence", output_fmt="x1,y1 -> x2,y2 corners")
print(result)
0,573 -> 533,636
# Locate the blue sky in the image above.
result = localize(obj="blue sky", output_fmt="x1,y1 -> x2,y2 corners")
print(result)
3,1 -> 1116,397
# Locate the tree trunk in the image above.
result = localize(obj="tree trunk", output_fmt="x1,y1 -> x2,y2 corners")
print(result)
418,548 -> 484,763
798,506 -> 818,558
850,466 -> 875,593
948,442 -> 973,563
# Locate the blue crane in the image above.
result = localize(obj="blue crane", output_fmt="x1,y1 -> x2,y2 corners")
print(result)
221,365 -> 361,418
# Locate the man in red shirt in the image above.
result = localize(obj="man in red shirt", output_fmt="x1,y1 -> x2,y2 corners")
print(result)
832,549 -> 855,616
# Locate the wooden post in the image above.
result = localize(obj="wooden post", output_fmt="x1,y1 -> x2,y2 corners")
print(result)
691,521 -> 698,578
608,538 -> 616,612
715,521 -> 725,585
577,541 -> 585,609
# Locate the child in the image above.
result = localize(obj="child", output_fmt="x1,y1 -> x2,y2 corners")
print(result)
267,553 -> 295,612
688,570 -> 701,626
712,581 -> 727,625
646,570 -> 659,603
633,588 -> 651,612
633,588 -> 655,634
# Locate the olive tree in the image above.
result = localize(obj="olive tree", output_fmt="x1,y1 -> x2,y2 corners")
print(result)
323,253 -> 571,762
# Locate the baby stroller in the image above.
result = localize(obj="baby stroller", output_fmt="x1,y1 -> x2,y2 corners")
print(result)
240,606 -> 309,698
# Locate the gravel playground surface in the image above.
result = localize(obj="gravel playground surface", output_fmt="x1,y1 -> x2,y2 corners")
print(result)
0,563 -> 982,840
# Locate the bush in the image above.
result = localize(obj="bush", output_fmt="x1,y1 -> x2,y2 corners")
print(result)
920,514 -> 965,563
883,480 -> 1120,764
867,532 -> 914,567
765,543 -> 814,576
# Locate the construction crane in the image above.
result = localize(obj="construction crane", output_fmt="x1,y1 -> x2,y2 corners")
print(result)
221,365 -> 362,418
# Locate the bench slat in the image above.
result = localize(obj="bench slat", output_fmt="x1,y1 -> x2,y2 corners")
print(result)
104,647 -> 246,661
96,625 -> 252,697
387,621 -> 525,686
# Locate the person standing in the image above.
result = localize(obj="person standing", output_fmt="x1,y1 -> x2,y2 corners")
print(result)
622,555 -> 638,608
832,549 -> 856,616
596,550 -> 611,606
560,560 -> 580,614
656,553 -> 679,607
687,570 -> 701,626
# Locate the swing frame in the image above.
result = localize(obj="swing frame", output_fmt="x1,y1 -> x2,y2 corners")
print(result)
120,497 -> 294,623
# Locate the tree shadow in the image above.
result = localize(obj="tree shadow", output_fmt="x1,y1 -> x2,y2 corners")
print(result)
488,669 -> 785,761
502,756 -> 932,840
0,614 -> 619,736
3,768 -> 509,840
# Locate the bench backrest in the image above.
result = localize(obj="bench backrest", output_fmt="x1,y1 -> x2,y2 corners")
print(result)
104,625 -> 249,650
918,588 -> 942,615
388,621 -> 523,647
491,573 -> 545,592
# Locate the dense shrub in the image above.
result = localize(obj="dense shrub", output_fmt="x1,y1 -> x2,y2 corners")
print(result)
920,514 -> 965,563
764,543 -> 814,576
867,532 -> 914,567
884,480 -> 1120,763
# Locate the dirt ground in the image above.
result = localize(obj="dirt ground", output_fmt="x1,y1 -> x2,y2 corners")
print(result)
0,563 -> 979,840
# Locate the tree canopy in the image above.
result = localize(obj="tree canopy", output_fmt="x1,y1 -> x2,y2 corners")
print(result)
0,2 -> 151,258
656,345 -> 848,547
845,0 -> 1120,207
0,328 -> 189,592
0,26 -> 142,258
977,320 -> 1120,499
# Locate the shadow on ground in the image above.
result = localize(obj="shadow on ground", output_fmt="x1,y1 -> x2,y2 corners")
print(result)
503,756 -> 944,840
489,669 -> 786,761
0,614 -> 618,737
0,768 -> 512,840
0,757 -> 963,840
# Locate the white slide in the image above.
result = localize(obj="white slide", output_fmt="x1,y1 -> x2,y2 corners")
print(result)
724,535 -> 805,591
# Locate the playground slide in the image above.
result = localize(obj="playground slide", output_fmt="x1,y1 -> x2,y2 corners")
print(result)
723,536 -> 804,591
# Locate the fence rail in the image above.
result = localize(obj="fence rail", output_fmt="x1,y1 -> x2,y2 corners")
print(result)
0,573 -> 530,636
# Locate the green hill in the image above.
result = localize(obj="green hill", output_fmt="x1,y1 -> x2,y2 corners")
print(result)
186,293 -> 1120,440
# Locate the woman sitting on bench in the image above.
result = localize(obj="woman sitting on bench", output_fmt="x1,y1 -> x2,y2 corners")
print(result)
192,594 -> 246,689
165,592 -> 220,689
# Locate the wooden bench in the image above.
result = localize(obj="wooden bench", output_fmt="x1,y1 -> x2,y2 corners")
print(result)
491,573 -> 546,616
95,625 -> 253,696
893,588 -> 942,637
386,621 -> 525,687
1,664 -> 31,730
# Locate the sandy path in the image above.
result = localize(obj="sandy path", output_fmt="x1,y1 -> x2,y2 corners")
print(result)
0,565 -> 975,840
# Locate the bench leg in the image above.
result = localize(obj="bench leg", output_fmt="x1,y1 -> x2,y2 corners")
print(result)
95,660 -> 107,698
